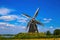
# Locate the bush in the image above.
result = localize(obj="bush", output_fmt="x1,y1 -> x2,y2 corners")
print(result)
46,31 -> 52,35
53,29 -> 60,35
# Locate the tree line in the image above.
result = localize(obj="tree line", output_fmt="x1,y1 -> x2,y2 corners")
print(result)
46,29 -> 60,35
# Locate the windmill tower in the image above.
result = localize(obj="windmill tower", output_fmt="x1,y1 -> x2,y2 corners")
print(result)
22,8 -> 44,33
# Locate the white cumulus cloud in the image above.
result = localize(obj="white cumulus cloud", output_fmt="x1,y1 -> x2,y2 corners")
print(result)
0,22 -> 16,28
0,25 -> 7,30
0,15 -> 19,21
17,17 -> 28,23
49,26 -> 53,29
43,18 -> 52,23
0,7 -> 15,15
20,26 -> 26,29
0,15 -> 28,23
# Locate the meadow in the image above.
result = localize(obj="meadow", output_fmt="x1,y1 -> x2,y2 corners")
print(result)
0,33 -> 60,40
0,38 -> 60,40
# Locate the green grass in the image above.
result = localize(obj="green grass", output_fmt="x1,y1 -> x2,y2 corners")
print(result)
0,33 -> 60,39
13,33 -> 60,39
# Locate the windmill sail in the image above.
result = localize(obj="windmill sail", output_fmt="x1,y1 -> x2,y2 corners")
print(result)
22,13 -> 31,18
34,20 -> 44,26
26,21 -> 30,30
22,8 -> 44,33
33,8 -> 40,19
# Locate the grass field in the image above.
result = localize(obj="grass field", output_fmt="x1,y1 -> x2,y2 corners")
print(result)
17,38 -> 60,40
0,33 -> 60,40
0,38 -> 60,40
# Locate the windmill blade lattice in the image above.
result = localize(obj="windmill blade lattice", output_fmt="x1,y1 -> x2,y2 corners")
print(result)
22,13 -> 31,18
34,20 -> 44,26
33,8 -> 40,19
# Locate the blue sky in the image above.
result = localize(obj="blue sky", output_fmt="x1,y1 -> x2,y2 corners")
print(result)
0,0 -> 60,34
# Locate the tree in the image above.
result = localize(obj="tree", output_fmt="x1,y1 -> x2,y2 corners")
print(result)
46,31 -> 51,35
53,29 -> 60,35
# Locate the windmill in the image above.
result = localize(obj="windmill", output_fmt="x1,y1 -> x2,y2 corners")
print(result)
22,8 -> 44,33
